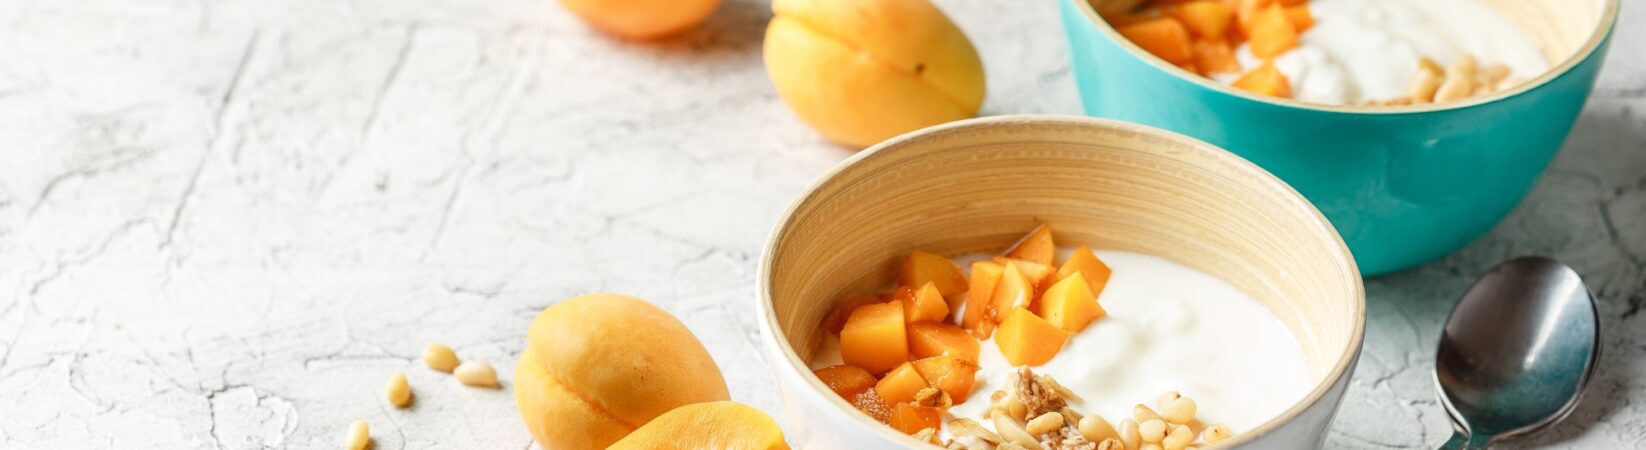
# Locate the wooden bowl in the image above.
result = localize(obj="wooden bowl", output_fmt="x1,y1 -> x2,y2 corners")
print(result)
757,116 -> 1365,448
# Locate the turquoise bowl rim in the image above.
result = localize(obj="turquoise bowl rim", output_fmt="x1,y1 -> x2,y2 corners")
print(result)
1068,0 -> 1622,116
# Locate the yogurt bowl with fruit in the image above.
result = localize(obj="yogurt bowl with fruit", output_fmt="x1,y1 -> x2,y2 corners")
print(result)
1060,0 -> 1620,275
757,116 -> 1364,449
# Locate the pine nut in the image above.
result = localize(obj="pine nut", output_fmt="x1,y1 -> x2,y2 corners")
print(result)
385,373 -> 412,408
1140,419 -> 1167,443
1156,391 -> 1181,408
1133,404 -> 1163,423
1139,444 -> 1164,450
1203,424 -> 1233,443
344,420 -> 370,450
1434,72 -> 1474,103
1407,66 -> 1443,103
423,343 -> 459,373
1160,397 -> 1196,424
1448,54 -> 1479,81
1078,415 -> 1120,442
1162,424 -> 1193,450
1119,419 -> 1142,450
1418,57 -> 1444,75
1026,412 -> 1065,436
992,411 -> 1046,450
454,360 -> 500,388
1006,397 -> 1029,422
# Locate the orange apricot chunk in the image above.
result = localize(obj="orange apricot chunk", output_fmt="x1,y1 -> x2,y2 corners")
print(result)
840,302 -> 909,374
1057,246 -> 1114,298
1037,273 -> 1109,333
1004,223 -> 1056,266
911,355 -> 979,403
992,257 -> 1055,287
888,402 -> 944,436
908,322 -> 981,362
874,362 -> 930,405
607,401 -> 790,450
1285,5 -> 1314,31
1117,18 -> 1195,64
850,389 -> 893,422
989,262 -> 1035,325
1168,0 -> 1235,40
994,307 -> 1069,367
1193,39 -> 1242,75
1232,61 -> 1292,98
813,365 -> 878,399
823,295 -> 881,335
1248,3 -> 1298,59
1233,0 -> 1274,35
902,282 -> 951,324
899,250 -> 969,297
964,261 -> 1005,337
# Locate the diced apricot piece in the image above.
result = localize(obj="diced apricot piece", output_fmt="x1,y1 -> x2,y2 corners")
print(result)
888,402 -> 943,436
849,389 -> 892,422
908,322 -> 981,363
994,307 -> 1068,367
1169,0 -> 1235,39
823,295 -> 881,335
992,257 -> 1054,287
1036,274 -> 1109,333
840,302 -> 908,374
1233,0 -> 1275,35
1004,224 -> 1055,266
1193,39 -> 1242,75
1232,61 -> 1292,98
984,262 -> 1035,339
900,251 -> 968,297
902,282 -> 950,324
964,261 -> 1004,338
1248,3 -> 1298,59
1057,246 -> 1114,298
813,365 -> 878,399
1284,5 -> 1314,31
911,355 -> 979,403
1117,18 -> 1194,64
874,362 -> 929,405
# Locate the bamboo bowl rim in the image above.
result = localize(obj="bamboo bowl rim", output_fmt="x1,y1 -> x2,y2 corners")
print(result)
757,115 -> 1367,449
1073,0 -> 1621,114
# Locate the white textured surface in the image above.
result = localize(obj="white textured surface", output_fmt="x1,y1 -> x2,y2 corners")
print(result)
0,1 -> 1641,449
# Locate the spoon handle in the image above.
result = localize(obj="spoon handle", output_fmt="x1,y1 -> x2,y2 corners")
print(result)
1440,430 -> 1492,450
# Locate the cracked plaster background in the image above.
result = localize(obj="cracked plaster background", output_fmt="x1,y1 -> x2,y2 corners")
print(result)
0,0 -> 1641,448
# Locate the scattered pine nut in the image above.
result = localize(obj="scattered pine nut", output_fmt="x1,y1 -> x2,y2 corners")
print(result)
1119,419 -> 1142,450
1408,66 -> 1443,103
1005,396 -> 1029,422
992,411 -> 1045,450
1160,397 -> 1197,424
1162,424 -> 1194,450
1140,419 -> 1168,443
1134,404 -> 1163,423
385,373 -> 412,408
1026,412 -> 1065,436
1078,414 -> 1120,442
1139,443 -> 1164,450
423,343 -> 459,373
454,361 -> 500,388
1203,423 -> 1233,443
1156,391 -> 1181,408
344,420 -> 370,450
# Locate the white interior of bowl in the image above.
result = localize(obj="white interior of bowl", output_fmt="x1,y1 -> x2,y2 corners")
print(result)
1080,0 -> 1619,113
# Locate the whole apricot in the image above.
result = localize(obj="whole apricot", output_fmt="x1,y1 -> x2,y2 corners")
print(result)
764,0 -> 986,148
515,293 -> 730,450
559,0 -> 721,40
607,401 -> 790,450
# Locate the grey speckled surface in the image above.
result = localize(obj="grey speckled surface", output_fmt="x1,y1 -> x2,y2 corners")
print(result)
0,0 -> 1641,448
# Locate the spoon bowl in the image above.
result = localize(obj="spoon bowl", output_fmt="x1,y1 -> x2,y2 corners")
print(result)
1435,256 -> 1601,449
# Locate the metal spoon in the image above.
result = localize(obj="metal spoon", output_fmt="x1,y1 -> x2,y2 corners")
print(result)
1434,256 -> 1601,449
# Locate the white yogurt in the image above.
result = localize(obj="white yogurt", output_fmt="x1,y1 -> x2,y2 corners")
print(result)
1213,0 -> 1549,105
809,250 -> 1312,435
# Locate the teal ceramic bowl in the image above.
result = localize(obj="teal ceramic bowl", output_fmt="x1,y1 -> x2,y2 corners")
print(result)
1059,0 -> 1620,275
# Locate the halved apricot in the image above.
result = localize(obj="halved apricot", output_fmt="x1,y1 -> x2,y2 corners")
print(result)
994,307 -> 1068,367
902,282 -> 950,324
888,402 -> 943,436
840,302 -> 908,374
1037,273 -> 1108,333
1248,3 -> 1298,59
1004,224 -> 1055,266
874,362 -> 930,405
1168,0 -> 1235,40
823,295 -> 882,335
911,355 -> 979,403
1056,246 -> 1113,298
1117,18 -> 1194,64
813,365 -> 878,399
964,261 -> 1004,338
908,322 -> 981,362
900,251 -> 968,297
1232,60 -> 1292,98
